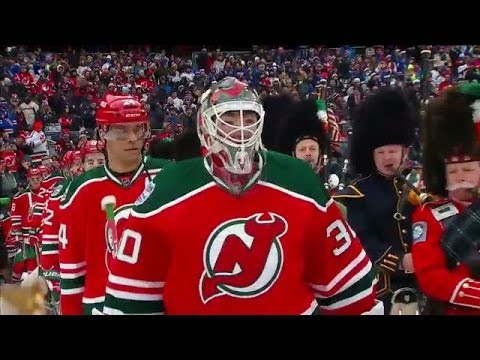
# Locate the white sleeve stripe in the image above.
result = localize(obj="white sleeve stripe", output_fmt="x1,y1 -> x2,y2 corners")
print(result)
42,250 -> 59,255
108,274 -> 164,288
103,306 -> 124,315
300,299 -> 319,315
450,278 -> 470,303
60,270 -> 86,279
42,235 -> 59,240
41,240 -> 58,245
319,280 -> 375,310
106,287 -> 163,301
103,306 -> 164,315
60,261 -> 87,270
61,287 -> 85,295
309,250 -> 367,294
313,260 -> 373,299
83,296 -> 105,304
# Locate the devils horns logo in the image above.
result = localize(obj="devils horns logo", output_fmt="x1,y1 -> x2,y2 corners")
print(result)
199,212 -> 287,304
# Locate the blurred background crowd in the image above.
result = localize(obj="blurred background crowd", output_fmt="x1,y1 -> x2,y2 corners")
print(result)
0,44 -> 479,198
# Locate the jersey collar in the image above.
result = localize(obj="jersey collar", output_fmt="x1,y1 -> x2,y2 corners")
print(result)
104,156 -> 146,187
203,150 -> 266,195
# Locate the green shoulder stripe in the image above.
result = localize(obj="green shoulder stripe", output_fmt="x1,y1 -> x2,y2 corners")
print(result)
61,166 -> 107,207
134,157 -> 212,215
261,151 -> 331,207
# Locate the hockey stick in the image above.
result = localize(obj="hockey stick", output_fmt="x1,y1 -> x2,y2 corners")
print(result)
101,195 -> 119,256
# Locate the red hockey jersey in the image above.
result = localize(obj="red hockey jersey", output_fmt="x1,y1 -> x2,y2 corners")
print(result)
40,180 -> 69,275
59,157 -> 170,315
103,151 -> 377,315
10,189 -> 44,249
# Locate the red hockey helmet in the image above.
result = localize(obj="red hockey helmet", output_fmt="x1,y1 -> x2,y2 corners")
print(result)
82,140 -> 103,156
96,95 -> 147,126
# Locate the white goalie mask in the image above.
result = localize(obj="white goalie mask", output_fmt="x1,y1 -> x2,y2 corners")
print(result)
197,77 -> 265,175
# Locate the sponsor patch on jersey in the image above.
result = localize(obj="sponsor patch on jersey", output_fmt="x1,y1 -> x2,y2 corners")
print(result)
51,184 -> 63,197
134,181 -> 155,206
431,203 -> 459,221
412,221 -> 427,244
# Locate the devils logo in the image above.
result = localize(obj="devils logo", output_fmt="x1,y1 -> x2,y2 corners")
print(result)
199,212 -> 287,304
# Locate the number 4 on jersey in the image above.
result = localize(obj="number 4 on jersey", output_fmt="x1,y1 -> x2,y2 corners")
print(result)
59,224 -> 68,249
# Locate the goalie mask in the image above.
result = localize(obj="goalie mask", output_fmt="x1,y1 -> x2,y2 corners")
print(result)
197,77 -> 265,175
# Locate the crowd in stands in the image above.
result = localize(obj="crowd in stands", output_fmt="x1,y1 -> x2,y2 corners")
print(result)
0,44 -> 479,198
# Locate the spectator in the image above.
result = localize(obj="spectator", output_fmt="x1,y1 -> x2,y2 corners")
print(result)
19,95 -> 39,130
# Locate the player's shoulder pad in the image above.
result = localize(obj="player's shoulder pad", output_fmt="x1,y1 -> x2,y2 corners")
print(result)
263,150 -> 331,208
61,166 -> 106,206
133,157 -> 211,215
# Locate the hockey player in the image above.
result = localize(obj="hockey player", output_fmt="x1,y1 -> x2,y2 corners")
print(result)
40,144 -> 105,312
411,83 -> 480,315
39,157 -> 64,192
8,168 -> 44,283
102,77 -> 381,315
58,95 -> 170,315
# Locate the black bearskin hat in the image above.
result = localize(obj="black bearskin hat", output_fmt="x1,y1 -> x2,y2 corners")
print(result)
173,128 -> 202,161
148,138 -> 175,160
350,88 -> 418,176
277,98 -> 329,157
261,94 -> 295,152
422,83 -> 480,196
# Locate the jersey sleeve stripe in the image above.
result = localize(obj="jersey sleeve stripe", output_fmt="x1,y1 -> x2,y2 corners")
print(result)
313,258 -> 373,299
61,277 -> 85,291
61,287 -> 85,295
103,306 -> 164,315
309,249 -> 367,295
103,294 -> 165,314
105,287 -> 163,301
60,261 -> 87,270
318,277 -> 376,311
317,266 -> 376,306
42,240 -> 58,245
60,270 -> 86,279
42,244 -> 58,251
42,235 -> 59,240
300,299 -> 319,315
42,250 -> 59,255
108,274 -> 164,288
83,296 -> 105,304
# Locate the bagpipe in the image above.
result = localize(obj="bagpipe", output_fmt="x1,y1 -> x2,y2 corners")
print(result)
322,128 -> 352,195
440,196 -> 480,279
